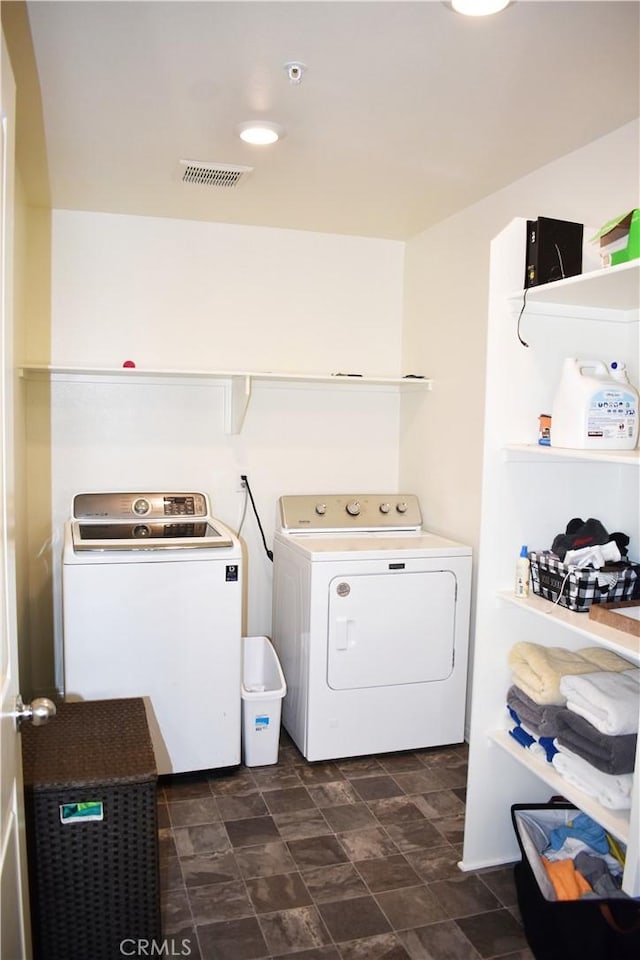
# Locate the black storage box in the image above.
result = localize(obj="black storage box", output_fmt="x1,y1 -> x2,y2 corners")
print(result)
511,802 -> 639,960
529,550 -> 639,613
524,216 -> 584,288
21,698 -> 161,960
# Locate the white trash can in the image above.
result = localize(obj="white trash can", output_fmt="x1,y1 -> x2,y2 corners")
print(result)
241,635 -> 287,767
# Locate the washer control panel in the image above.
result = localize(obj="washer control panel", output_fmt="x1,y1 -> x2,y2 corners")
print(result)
73,492 -> 209,521
279,494 -> 422,532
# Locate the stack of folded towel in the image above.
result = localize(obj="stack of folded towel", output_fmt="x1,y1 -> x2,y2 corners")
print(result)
506,642 -> 638,809
553,668 -> 639,810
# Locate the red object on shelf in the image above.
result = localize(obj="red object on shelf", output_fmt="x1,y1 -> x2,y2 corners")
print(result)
122,360 -> 136,368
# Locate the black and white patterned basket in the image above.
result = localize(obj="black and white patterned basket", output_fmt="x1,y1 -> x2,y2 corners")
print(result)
529,550 -> 639,613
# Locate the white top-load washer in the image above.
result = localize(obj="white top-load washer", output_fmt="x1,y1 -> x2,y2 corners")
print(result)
61,492 -> 242,775
272,494 -> 472,762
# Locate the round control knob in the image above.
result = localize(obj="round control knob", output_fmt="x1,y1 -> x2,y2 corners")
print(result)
346,500 -> 361,516
132,498 -> 151,516
396,501 -> 408,514
315,503 -> 327,516
379,502 -> 391,514
133,524 -> 151,538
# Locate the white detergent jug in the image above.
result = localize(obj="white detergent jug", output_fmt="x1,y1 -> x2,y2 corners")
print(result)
551,358 -> 639,450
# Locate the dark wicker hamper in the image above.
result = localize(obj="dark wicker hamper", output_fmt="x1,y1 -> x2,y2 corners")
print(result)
21,697 -> 161,960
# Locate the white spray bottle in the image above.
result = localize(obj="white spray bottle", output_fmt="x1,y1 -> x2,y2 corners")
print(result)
515,545 -> 530,598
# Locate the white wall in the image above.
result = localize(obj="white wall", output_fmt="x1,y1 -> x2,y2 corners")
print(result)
45,213 -> 404,374
402,119 -> 639,547
401,118 -> 640,729
24,213 -> 406,692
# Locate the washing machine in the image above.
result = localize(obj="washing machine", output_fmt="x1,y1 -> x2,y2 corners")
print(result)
61,492 -> 242,775
272,494 -> 472,762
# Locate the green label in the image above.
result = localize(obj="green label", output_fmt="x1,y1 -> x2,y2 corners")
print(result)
59,801 -> 104,823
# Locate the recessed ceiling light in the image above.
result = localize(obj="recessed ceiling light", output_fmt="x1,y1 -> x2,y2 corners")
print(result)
237,122 -> 285,146
450,0 -> 511,15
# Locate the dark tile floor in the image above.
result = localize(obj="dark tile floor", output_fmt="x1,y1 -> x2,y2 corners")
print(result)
158,734 -> 535,960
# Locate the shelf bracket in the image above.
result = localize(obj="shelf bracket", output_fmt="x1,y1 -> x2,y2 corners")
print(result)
224,375 -> 252,434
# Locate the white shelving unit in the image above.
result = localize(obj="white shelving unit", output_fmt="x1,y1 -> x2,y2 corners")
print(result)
461,218 -> 640,897
18,364 -> 432,434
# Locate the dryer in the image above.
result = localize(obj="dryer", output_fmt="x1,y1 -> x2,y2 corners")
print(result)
272,494 -> 472,762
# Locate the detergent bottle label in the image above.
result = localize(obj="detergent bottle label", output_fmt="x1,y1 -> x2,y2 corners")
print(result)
587,388 -> 637,440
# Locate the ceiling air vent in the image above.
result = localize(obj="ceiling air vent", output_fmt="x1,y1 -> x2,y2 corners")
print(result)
178,160 -> 252,188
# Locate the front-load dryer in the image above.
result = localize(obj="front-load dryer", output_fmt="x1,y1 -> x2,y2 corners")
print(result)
272,494 -> 472,762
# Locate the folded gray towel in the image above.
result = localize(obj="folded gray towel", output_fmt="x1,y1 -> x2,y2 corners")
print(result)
507,684 -> 565,738
556,708 -> 637,775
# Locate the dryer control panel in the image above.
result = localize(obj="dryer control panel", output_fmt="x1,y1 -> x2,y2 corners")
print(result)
278,494 -> 422,532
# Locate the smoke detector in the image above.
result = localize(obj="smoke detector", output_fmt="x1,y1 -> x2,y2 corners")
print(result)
178,160 -> 252,188
284,61 -> 307,84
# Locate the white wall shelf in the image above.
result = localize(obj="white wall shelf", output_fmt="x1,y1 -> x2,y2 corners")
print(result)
503,444 -> 640,466
18,364 -> 433,434
507,259 -> 639,321
498,592 -> 640,663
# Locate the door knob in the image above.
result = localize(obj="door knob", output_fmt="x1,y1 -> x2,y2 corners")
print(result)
15,694 -> 57,728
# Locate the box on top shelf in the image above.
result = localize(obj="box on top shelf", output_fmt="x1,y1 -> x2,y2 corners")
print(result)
591,209 -> 640,268
524,217 -> 584,288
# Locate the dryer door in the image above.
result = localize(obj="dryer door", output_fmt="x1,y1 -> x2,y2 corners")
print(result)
327,569 -> 456,690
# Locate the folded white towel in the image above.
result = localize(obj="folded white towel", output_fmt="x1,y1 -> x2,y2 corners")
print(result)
552,743 -> 634,810
559,668 -> 640,736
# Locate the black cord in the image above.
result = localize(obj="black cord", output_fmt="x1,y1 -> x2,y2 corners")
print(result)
518,243 -> 565,347
241,474 -> 273,562
517,285 -> 529,348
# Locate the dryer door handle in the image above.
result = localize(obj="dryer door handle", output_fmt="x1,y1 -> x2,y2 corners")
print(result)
335,618 -> 353,651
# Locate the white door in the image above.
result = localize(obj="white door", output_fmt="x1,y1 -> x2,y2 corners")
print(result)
327,569 -> 457,690
1,32 -> 31,959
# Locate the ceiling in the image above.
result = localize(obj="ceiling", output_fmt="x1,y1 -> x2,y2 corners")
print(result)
8,0 -> 640,240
